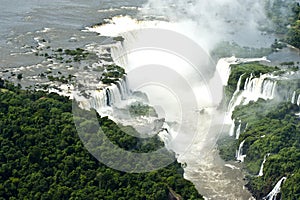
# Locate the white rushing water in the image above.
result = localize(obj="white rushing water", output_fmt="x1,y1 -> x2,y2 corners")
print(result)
228,73 -> 277,119
229,119 -> 236,137
226,70 -> 277,150
228,120 -> 242,139
215,57 -> 238,86
235,122 -> 242,140
236,139 -> 246,163
79,76 -> 129,114
223,57 -> 274,124
263,177 -> 287,200
0,1 -> 294,199
258,153 -> 270,177
291,91 -> 296,104
227,73 -> 245,120
87,16 -> 255,199
291,91 -> 300,106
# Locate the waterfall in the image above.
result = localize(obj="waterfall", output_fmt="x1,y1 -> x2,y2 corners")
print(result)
116,81 -> 125,100
228,74 -> 245,109
226,74 -> 245,124
243,74 -> 277,100
258,153 -> 270,177
262,79 -> 277,99
229,120 -> 236,136
291,91 -> 296,104
103,77 -> 129,107
263,177 -> 287,200
229,120 -> 242,139
76,75 -> 130,116
235,122 -> 242,140
227,73 -> 277,124
87,18 -> 257,199
157,123 -> 172,145
216,57 -> 238,86
109,84 -> 122,106
116,75 -> 130,100
290,91 -> 300,106
110,42 -> 128,68
243,74 -> 250,90
236,139 -> 246,162
90,90 -> 107,110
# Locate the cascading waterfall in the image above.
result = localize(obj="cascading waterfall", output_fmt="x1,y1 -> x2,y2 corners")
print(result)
291,91 -> 296,104
231,73 -> 277,163
235,122 -> 242,140
227,73 -> 245,116
290,91 -> 300,111
90,89 -> 108,111
262,79 -> 277,99
226,74 -> 244,133
243,74 -> 277,101
110,42 -> 128,68
229,120 -> 236,137
227,73 -> 277,125
79,76 -> 130,115
291,91 -> 300,106
157,122 -> 178,148
116,76 -> 130,100
236,139 -> 246,162
109,84 -> 123,106
258,153 -> 270,177
228,120 -> 242,139
263,177 -> 287,200
244,73 -> 253,90
216,57 -> 237,86
87,18 -> 257,200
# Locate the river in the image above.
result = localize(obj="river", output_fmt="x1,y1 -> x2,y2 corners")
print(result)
0,1 -> 292,199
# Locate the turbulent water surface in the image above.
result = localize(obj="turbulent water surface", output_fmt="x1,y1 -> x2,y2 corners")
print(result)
1,1 -> 293,200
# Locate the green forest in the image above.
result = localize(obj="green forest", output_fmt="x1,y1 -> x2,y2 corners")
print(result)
0,80 -> 203,200
233,100 -> 300,199
266,0 -> 300,48
219,62 -> 300,199
223,62 -> 279,106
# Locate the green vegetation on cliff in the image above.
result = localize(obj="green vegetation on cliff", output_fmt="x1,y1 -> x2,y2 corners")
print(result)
220,61 -> 300,199
233,100 -> 300,199
266,0 -> 300,49
224,62 -> 279,105
0,80 -> 203,200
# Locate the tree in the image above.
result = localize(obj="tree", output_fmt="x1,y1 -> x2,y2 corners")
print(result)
17,73 -> 23,80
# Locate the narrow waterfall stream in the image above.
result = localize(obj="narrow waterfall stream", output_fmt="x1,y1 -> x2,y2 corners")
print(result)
258,153 -> 270,177
236,140 -> 246,163
263,177 -> 287,200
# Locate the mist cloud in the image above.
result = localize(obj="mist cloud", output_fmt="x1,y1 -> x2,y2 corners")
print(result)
142,0 -> 273,50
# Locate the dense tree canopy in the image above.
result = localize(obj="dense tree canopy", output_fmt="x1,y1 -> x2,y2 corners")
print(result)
220,62 -> 300,199
223,62 -> 279,106
233,100 -> 300,199
0,81 -> 203,200
266,0 -> 300,48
